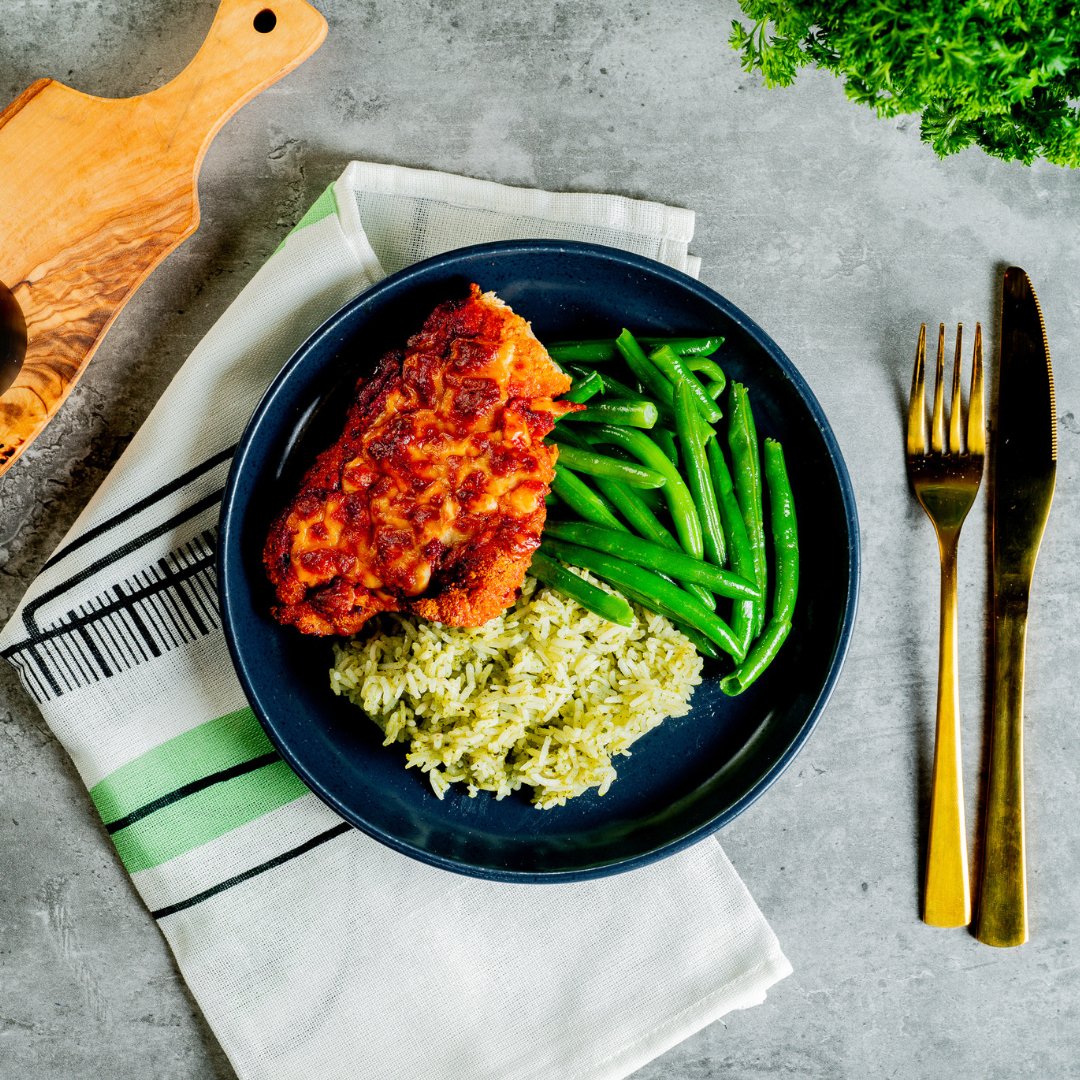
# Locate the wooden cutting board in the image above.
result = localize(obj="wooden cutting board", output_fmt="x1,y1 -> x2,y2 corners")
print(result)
0,0 -> 327,476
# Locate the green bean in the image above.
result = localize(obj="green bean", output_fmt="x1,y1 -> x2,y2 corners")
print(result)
615,330 -> 676,412
728,383 -> 766,637
563,369 -> 604,404
641,335 -> 724,356
555,445 -> 666,489
595,373 -> 674,423
545,492 -> 558,508
763,438 -> 799,622
594,480 -> 715,610
551,422 -> 588,450
552,433 -> 704,602
547,340 -> 619,363
648,344 -> 723,425
706,437 -> 759,655
732,599 -> 756,661
586,477 -> 714,609
591,477 -> 673,546
578,425 -> 703,560
566,424 -> 715,608
557,481 -> 691,591
548,335 -> 724,364
633,484 -> 667,515
551,466 -> 627,531
555,429 -> 665,537
652,428 -> 680,468
529,552 -> 634,627
705,380 -> 724,401
546,444 -> 680,584
614,581 -> 722,659
717,440 -> 799,691
543,521 -> 760,600
686,357 -> 726,392
675,381 -> 727,567
565,399 -> 658,428
681,582 -> 716,611
719,619 -> 792,695
540,539 -> 744,658
596,372 -> 645,400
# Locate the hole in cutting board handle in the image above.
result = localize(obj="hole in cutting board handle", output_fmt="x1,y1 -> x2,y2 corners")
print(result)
253,9 -> 277,32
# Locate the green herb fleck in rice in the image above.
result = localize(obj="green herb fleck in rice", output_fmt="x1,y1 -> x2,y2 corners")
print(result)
329,573 -> 703,808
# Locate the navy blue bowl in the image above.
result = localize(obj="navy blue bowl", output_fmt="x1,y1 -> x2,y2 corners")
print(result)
218,240 -> 859,882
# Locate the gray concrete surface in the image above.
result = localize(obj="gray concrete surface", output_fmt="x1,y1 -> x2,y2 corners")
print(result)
2,1 -> 1078,1077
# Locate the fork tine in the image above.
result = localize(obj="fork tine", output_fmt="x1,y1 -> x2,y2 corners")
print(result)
967,322 -> 985,456
931,323 -> 945,452
949,324 -> 964,453
907,323 -> 927,455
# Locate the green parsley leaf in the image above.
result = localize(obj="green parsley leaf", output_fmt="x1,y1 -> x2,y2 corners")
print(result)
729,0 -> 1080,166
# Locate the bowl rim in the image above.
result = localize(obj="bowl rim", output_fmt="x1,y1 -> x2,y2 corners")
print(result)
218,238 -> 861,882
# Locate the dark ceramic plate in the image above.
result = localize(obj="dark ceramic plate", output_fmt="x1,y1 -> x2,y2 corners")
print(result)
218,240 -> 859,882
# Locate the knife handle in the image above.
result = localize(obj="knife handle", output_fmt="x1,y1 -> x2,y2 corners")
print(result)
976,598 -> 1029,947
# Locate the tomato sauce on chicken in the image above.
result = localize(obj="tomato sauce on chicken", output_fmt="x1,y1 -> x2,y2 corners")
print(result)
264,285 -> 579,635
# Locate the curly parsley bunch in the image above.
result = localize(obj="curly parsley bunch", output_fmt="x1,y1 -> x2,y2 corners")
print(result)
730,0 -> 1080,166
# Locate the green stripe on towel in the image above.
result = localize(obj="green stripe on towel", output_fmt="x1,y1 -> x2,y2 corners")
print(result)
89,707 -> 275,825
111,757 -> 309,874
294,183 -> 339,230
274,183 -> 339,252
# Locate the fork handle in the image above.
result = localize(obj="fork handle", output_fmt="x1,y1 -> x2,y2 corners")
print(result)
975,598 -> 1029,947
923,533 -> 971,927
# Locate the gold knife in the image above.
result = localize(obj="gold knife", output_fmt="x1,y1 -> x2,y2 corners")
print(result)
975,267 -> 1057,947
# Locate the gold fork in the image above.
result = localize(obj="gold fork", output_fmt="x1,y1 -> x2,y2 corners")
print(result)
906,322 -> 985,927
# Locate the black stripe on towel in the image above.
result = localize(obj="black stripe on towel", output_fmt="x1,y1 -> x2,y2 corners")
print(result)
22,488 -> 224,635
2,530 -> 221,702
150,822 -> 353,920
41,445 -> 236,571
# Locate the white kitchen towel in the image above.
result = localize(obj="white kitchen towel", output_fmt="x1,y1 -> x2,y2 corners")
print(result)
0,162 -> 790,1080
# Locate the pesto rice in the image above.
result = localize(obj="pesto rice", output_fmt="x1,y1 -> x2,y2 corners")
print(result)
328,573 -> 703,808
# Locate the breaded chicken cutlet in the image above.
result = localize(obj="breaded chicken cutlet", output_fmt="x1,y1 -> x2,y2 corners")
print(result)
263,285 -> 578,635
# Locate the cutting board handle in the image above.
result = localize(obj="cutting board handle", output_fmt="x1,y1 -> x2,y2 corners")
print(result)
143,0 -> 328,163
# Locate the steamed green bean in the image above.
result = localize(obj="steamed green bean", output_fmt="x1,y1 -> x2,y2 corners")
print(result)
540,539 -> 744,658
539,324 -> 795,679
706,437 -> 759,656
529,552 -> 634,627
548,335 -> 724,364
649,344 -> 723,425
719,619 -> 792,695
686,357 -> 726,392
675,381 -> 726,567
615,330 -> 676,411
728,383 -> 766,637
563,369 -> 604,404
576,424 -> 703,560
764,438 -> 798,622
555,444 -> 667,489
551,466 -> 626,531
565,399 -> 658,428
543,520 -> 760,600
652,427 -> 680,468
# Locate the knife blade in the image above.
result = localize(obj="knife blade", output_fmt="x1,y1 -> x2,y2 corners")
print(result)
975,266 -> 1057,947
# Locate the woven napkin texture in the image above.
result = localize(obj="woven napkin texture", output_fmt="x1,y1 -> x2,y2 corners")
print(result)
0,162 -> 790,1080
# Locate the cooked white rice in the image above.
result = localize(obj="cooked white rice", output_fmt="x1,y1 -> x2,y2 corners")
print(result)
328,573 -> 703,808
